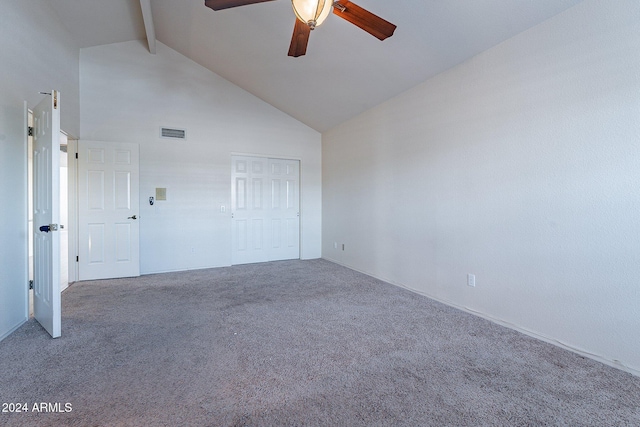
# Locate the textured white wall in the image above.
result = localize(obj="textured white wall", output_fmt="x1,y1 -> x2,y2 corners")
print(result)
0,1 -> 79,340
80,41 -> 321,274
322,0 -> 640,374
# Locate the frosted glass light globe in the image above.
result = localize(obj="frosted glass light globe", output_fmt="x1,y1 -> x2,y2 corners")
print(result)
292,0 -> 333,29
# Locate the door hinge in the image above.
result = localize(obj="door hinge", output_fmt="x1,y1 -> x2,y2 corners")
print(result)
75,153 -> 78,159
53,90 -> 58,109
76,256 -> 79,262
28,126 -> 34,136
29,280 -> 34,290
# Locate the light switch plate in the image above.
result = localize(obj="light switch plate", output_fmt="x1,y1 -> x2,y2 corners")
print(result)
156,187 -> 167,201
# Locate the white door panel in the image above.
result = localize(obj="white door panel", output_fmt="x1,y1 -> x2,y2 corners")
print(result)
231,156 -> 299,264
269,159 -> 300,261
231,156 -> 269,264
33,91 -> 61,338
78,141 -> 140,280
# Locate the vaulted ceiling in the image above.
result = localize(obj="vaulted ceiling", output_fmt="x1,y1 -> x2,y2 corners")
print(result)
50,0 -> 583,132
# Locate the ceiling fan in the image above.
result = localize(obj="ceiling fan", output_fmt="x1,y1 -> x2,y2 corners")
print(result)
204,0 -> 397,57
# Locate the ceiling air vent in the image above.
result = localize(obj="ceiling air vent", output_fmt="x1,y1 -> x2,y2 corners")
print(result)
160,127 -> 186,140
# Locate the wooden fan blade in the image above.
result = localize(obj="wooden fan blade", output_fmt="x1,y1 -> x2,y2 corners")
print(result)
204,0 -> 275,11
332,0 -> 396,40
288,19 -> 311,57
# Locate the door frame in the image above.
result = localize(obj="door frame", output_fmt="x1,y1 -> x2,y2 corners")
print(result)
67,138 -> 79,284
23,102 -> 29,324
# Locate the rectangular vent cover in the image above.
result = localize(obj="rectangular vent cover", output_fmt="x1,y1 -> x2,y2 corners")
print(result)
160,127 -> 186,140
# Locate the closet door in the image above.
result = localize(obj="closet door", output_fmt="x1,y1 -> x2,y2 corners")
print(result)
231,156 -> 300,265
231,156 -> 269,264
268,158 -> 300,261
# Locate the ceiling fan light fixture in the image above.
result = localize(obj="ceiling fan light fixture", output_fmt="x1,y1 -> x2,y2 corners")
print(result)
291,0 -> 333,29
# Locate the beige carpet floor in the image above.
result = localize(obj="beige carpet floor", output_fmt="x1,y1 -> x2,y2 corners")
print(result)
1,259 -> 639,426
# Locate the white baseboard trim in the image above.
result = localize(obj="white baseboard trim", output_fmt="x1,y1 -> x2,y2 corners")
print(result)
0,317 -> 28,343
322,256 -> 640,378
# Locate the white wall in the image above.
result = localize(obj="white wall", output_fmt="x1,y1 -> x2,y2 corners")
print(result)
0,1 -> 79,340
322,0 -> 640,374
80,41 -> 321,274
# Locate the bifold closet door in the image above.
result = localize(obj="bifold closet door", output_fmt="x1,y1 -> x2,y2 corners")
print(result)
231,156 -> 300,265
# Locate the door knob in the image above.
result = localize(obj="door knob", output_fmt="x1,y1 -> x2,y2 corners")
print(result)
128,215 -> 138,220
39,224 -> 59,233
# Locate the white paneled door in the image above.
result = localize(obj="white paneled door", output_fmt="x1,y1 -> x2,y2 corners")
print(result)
32,91 -> 61,338
268,158 -> 300,261
78,141 -> 140,280
231,156 -> 300,265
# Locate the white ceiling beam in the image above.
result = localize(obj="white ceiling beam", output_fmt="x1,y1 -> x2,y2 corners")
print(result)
140,0 -> 156,54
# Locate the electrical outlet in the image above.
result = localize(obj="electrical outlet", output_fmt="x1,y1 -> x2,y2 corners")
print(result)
467,274 -> 476,287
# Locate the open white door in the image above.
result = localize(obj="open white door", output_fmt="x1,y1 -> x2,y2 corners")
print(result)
32,91 -> 61,338
78,141 -> 140,280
